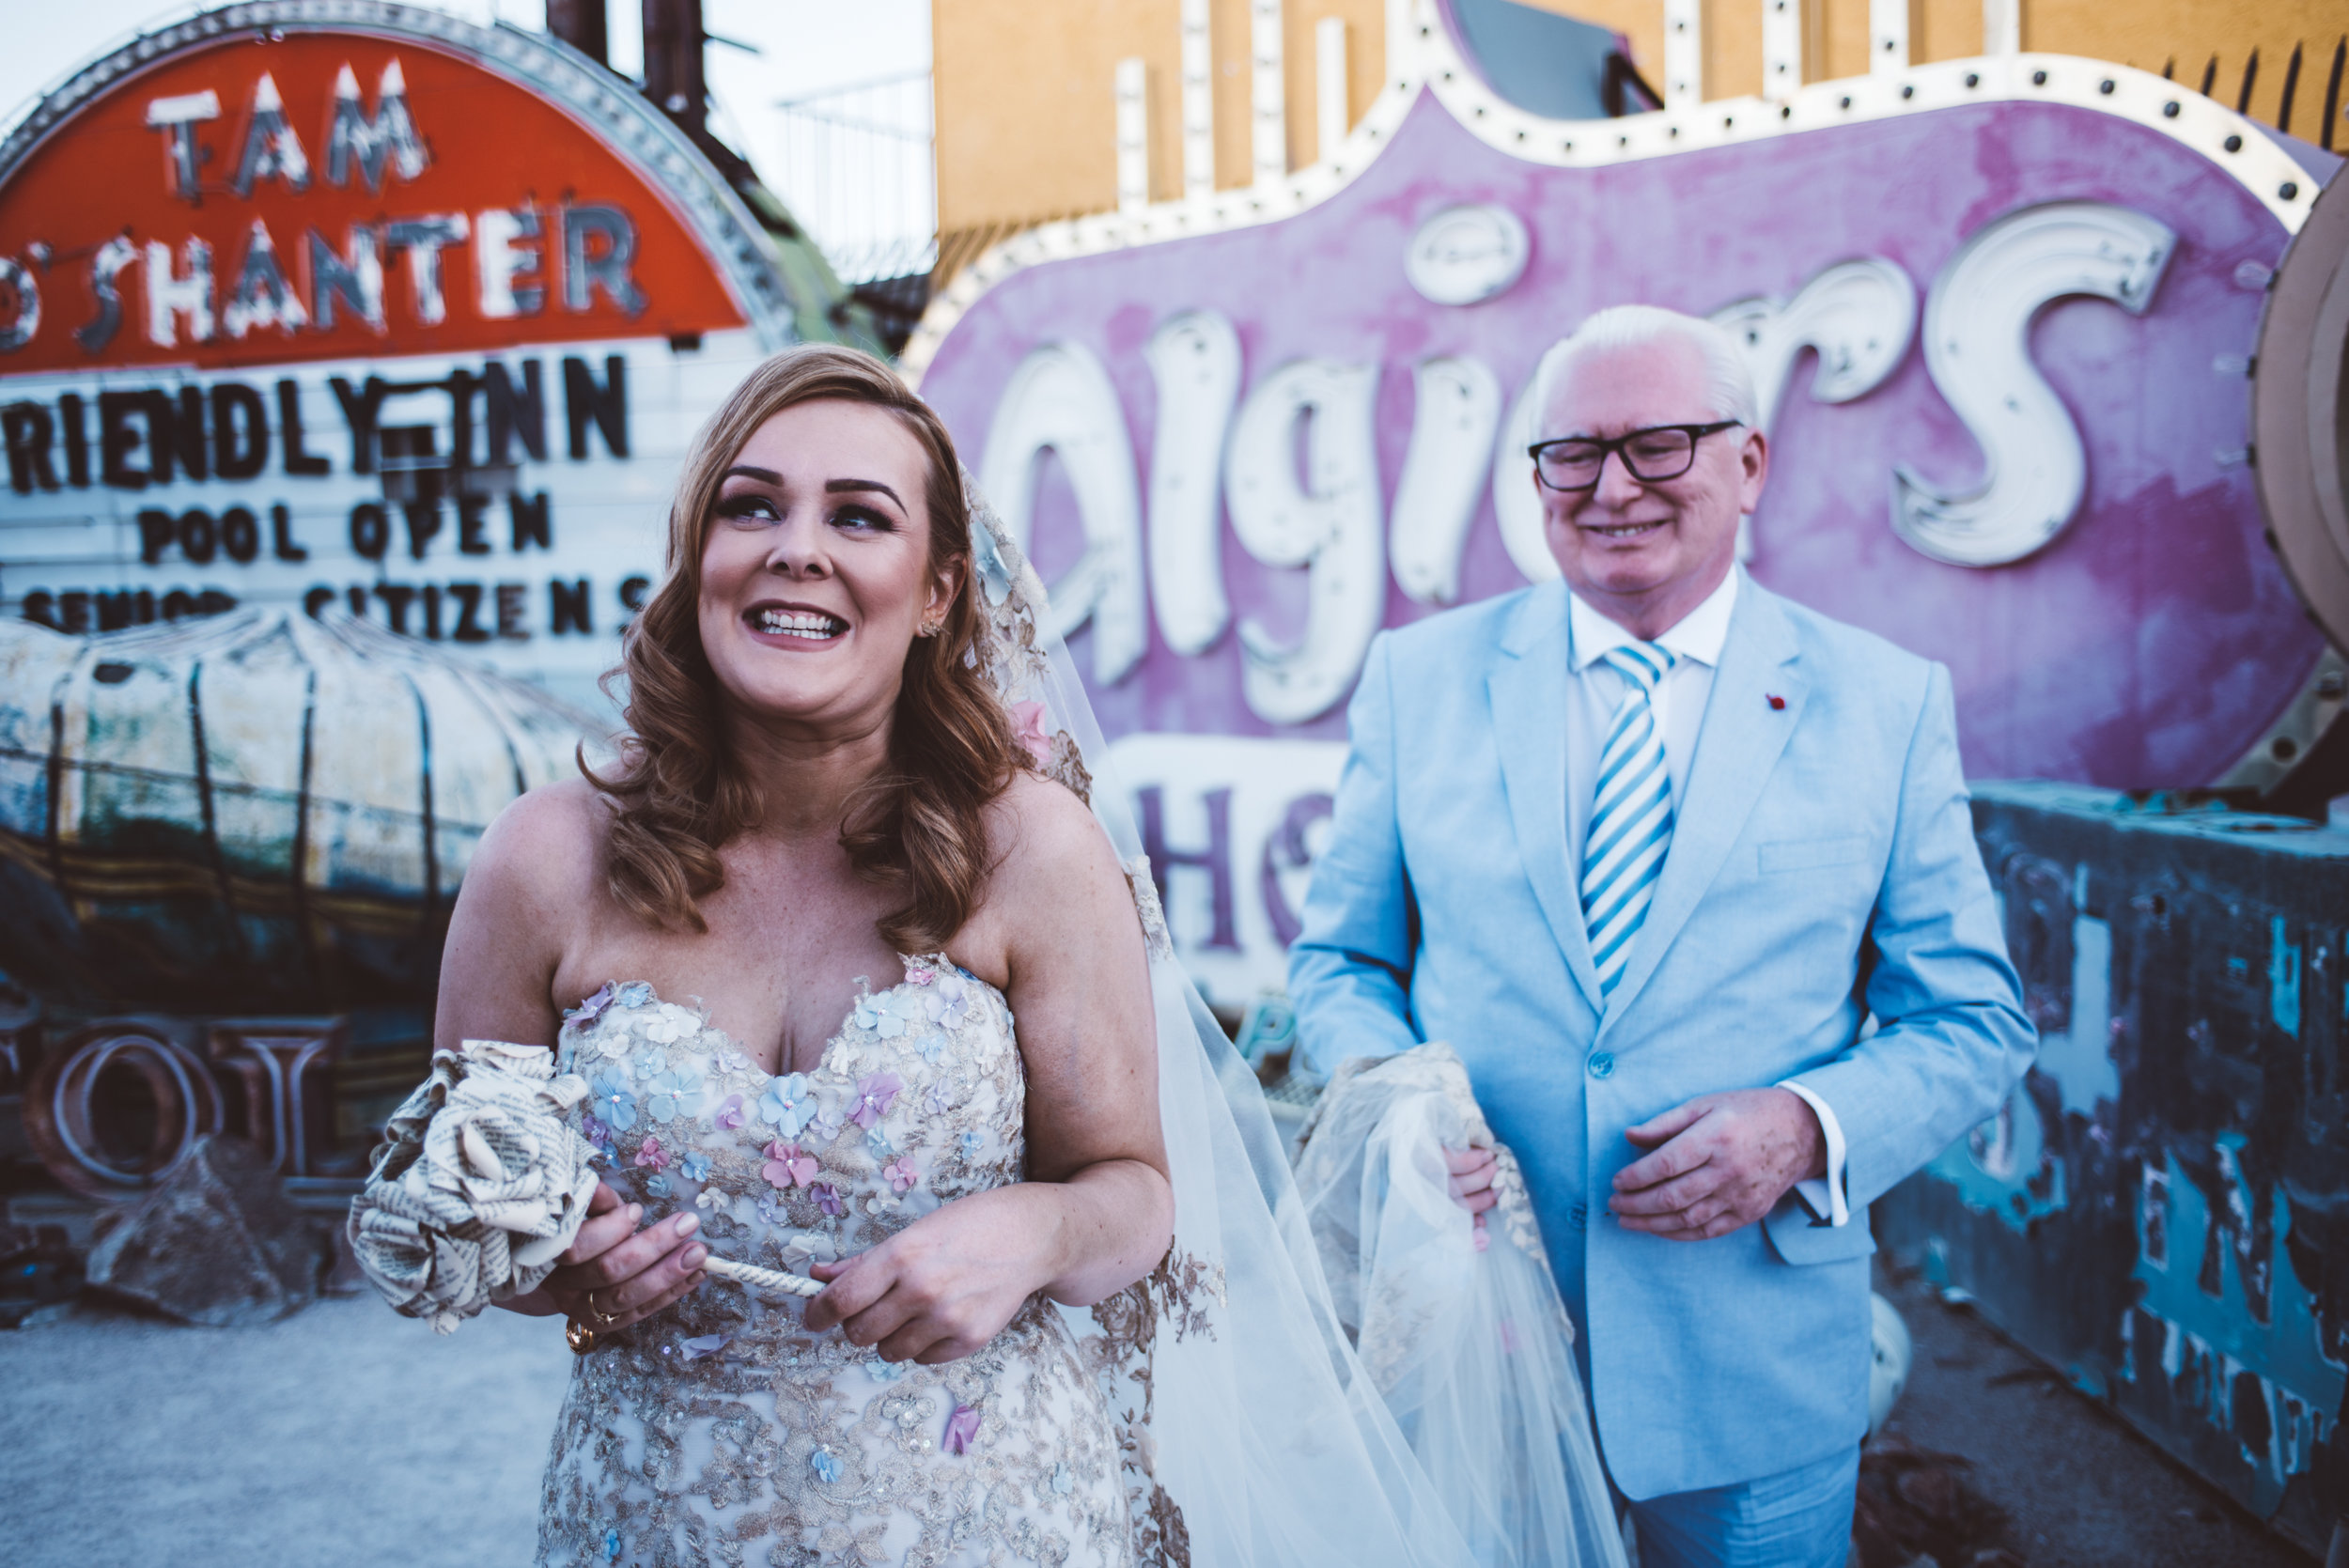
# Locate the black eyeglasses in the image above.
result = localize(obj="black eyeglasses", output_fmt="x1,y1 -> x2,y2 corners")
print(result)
1528,421 -> 1744,491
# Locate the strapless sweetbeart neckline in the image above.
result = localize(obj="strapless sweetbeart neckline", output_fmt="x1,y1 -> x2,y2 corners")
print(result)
566,951 -> 1004,1086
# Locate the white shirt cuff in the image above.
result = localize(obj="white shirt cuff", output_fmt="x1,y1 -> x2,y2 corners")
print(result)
1776,1079 -> 1849,1228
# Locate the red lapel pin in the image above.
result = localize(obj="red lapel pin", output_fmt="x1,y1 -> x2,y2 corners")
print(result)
1766,693 -> 1786,710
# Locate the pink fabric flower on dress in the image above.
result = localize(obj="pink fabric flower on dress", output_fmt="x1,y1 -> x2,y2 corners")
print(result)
633,1135 -> 669,1172
713,1094 -> 747,1130
1008,701 -> 1053,768
905,965 -> 935,986
882,1156 -> 919,1193
850,1072 -> 901,1129
811,1182 -> 844,1217
762,1141 -> 817,1188
943,1404 -> 981,1454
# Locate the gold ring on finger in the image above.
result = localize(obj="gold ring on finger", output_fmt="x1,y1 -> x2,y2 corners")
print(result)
588,1292 -> 622,1329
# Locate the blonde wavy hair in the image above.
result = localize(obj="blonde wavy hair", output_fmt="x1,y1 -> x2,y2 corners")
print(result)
583,345 -> 1024,948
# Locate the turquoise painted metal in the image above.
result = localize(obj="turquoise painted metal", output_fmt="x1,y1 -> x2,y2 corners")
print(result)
1877,781 -> 2349,1550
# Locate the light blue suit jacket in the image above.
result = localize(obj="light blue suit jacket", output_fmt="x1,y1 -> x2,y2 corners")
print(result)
1288,572 -> 2034,1500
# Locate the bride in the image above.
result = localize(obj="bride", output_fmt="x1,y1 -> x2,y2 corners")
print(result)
427,345 -> 1617,1568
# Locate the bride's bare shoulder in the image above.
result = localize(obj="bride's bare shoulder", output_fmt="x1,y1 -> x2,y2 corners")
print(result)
980,770 -> 1134,932
464,777 -> 613,910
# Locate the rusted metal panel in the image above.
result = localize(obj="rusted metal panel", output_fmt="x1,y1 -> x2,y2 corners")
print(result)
1877,780 -> 2349,1549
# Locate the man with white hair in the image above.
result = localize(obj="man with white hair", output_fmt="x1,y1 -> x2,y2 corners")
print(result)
1289,304 -> 2033,1567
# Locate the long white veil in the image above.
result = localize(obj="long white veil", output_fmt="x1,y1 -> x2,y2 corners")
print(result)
1293,1047 -> 1627,1568
960,478 -> 1620,1568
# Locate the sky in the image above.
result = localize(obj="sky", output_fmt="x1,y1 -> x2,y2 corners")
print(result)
2,0 -> 933,245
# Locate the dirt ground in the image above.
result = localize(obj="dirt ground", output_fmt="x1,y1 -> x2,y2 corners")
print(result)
1870,1265 -> 2320,1568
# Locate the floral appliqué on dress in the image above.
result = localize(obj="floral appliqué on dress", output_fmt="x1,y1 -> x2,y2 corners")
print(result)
537,958 -> 1134,1567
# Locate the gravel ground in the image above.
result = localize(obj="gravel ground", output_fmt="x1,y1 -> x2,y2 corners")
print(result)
0,1293 -> 570,1568
1,1263 -> 2323,1568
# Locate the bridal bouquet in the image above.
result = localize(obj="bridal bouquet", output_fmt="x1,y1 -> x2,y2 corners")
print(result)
346,1041 -> 603,1334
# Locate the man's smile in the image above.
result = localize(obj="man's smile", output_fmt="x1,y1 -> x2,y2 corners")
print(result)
1581,518 -> 1671,540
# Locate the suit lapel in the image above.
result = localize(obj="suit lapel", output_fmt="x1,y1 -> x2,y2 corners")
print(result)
1601,580 -> 1807,1026
1486,583 -> 1605,1015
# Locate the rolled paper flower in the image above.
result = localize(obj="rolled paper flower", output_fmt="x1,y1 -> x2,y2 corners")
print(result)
347,1040 -> 602,1333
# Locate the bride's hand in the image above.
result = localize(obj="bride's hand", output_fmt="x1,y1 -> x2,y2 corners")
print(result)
801,1187 -> 1051,1364
531,1180 -> 709,1332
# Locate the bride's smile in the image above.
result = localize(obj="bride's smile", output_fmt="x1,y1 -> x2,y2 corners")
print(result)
695,397 -> 959,739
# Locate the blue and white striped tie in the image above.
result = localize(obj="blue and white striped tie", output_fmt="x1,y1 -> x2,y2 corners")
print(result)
1581,643 -> 1678,998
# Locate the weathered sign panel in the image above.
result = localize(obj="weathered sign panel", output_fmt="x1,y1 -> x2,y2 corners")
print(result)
910,8 -> 2339,1006
0,2 -> 801,717
1877,782 -> 2348,1549
0,3 -> 828,1018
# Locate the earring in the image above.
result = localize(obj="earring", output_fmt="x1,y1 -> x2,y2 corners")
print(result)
917,619 -> 943,638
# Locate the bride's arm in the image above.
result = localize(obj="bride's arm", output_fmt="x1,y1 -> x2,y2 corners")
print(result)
433,782 -> 710,1329
804,772 -> 1174,1361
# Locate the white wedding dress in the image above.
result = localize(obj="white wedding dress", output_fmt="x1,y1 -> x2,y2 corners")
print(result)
538,961 -> 1156,1565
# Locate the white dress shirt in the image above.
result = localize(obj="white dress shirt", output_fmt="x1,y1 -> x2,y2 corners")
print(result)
1564,567 -> 1852,1227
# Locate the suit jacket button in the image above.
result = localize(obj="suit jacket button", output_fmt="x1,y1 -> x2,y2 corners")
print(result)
1569,1204 -> 1588,1229
1587,1051 -> 1615,1079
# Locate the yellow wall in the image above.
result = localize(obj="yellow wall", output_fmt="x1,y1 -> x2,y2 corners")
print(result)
2030,0 -> 2345,132
933,0 -> 2348,247
932,0 -> 1389,235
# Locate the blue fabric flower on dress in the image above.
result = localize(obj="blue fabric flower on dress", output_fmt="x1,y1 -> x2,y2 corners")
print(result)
925,973 -> 971,1028
916,1032 -> 950,1064
755,1190 -> 786,1226
615,982 -> 654,1009
864,1125 -> 895,1159
632,1048 -> 668,1080
758,1073 -> 816,1138
960,1129 -> 984,1158
643,1173 -> 671,1198
868,1358 -> 910,1384
853,990 -> 909,1039
590,1073 -> 638,1133
646,1066 -> 705,1123
604,1525 -> 622,1560
811,1449 -> 843,1484
677,1150 -> 711,1183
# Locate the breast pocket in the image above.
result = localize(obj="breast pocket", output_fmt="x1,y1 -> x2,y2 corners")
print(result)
1758,835 -> 1872,874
